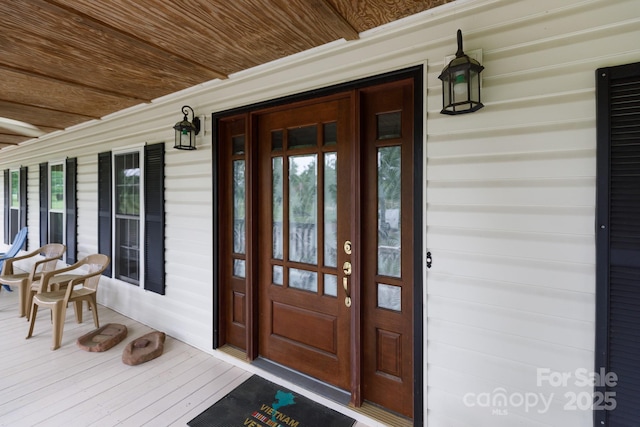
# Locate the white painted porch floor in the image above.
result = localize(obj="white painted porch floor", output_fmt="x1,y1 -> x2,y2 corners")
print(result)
0,289 -> 384,427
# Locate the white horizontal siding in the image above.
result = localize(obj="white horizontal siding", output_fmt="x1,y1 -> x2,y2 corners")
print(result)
0,0 -> 638,425
424,0 -> 639,425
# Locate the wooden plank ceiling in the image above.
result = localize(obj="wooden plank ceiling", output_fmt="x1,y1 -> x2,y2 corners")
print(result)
0,0 -> 451,150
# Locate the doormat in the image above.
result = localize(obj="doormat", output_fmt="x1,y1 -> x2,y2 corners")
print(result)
187,375 -> 355,427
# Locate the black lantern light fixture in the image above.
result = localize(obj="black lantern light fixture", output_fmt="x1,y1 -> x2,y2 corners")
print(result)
438,29 -> 484,115
173,105 -> 201,150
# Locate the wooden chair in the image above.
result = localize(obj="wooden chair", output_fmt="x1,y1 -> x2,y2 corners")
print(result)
27,254 -> 110,350
0,243 -> 65,317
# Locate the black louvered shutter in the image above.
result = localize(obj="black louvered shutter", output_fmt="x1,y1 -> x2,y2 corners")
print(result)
98,152 -> 112,276
144,143 -> 165,295
39,162 -> 48,247
596,61 -> 640,426
66,157 -> 77,264
4,169 -> 9,245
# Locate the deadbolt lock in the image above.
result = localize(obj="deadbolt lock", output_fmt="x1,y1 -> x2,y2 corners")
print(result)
343,240 -> 352,255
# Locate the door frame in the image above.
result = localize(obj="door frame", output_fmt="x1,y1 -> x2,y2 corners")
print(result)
212,65 -> 424,424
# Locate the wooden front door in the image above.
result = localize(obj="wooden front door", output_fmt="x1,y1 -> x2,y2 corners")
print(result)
218,77 -> 416,419
257,95 -> 353,390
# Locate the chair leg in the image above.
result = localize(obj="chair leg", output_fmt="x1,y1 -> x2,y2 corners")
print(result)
26,303 -> 38,339
88,296 -> 99,328
26,290 -> 36,321
52,301 -> 66,350
17,280 -> 27,318
73,300 -> 83,323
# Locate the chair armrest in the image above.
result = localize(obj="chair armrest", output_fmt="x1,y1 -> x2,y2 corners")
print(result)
63,270 -> 103,299
8,248 -> 44,263
37,263 -> 84,293
28,256 -> 62,281
3,249 -> 43,275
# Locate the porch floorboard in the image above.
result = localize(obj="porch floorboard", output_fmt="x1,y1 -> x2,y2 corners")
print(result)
0,289 -> 375,426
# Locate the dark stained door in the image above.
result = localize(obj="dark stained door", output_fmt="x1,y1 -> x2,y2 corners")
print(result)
258,96 -> 353,390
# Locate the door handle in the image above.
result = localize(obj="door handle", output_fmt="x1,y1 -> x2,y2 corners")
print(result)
342,277 -> 351,308
342,261 -> 352,276
342,261 -> 352,307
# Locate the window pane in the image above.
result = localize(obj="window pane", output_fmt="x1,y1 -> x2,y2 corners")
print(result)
115,153 -> 140,216
49,212 -> 64,244
288,126 -> 317,149
289,155 -> 317,264
377,111 -> 402,140
116,217 -> 140,284
378,146 -> 401,277
10,171 -> 19,208
289,268 -> 317,293
50,164 -> 64,211
115,152 -> 140,284
233,160 -> 245,254
272,157 -> 283,260
324,152 -> 337,268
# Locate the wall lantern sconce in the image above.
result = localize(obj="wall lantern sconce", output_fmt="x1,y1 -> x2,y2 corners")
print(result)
438,29 -> 484,115
173,105 -> 201,150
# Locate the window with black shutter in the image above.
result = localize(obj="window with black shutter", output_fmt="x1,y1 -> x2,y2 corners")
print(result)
4,167 -> 27,246
97,143 -> 165,293
38,159 -> 76,262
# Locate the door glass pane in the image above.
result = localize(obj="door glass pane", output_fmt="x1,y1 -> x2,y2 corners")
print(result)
233,160 -> 245,254
289,268 -> 318,293
378,146 -> 401,277
288,126 -> 317,149
272,130 -> 283,151
272,157 -> 283,260
289,155 -> 317,264
378,283 -> 401,311
323,122 -> 337,146
324,274 -> 337,297
232,135 -> 245,155
233,259 -> 246,278
273,265 -> 283,286
377,111 -> 402,140
324,152 -> 337,268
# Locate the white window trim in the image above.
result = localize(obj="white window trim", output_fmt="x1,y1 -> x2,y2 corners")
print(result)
48,161 -> 66,253
111,147 -> 145,289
